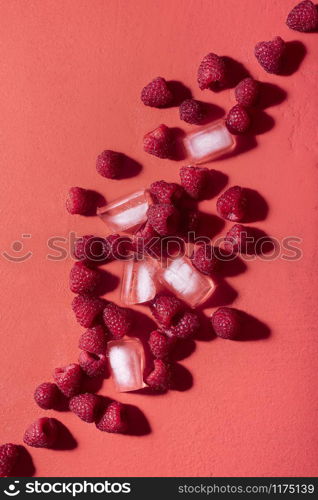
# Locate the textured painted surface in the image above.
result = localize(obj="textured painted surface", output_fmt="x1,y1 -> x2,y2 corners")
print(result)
0,0 -> 317,477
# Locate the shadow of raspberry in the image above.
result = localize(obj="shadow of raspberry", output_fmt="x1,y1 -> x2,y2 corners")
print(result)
10,446 -> 35,477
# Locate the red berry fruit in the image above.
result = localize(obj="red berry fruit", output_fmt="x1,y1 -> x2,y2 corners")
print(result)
211,307 -> 241,339
149,293 -> 183,327
23,417 -> 58,448
53,363 -> 82,398
148,330 -> 174,359
69,262 -> 101,294
143,124 -> 173,159
226,105 -> 250,135
141,77 -> 173,108
235,78 -> 259,108
191,244 -> 219,275
255,36 -> 285,74
72,294 -> 106,328
166,311 -> 200,339
197,53 -> 226,90
96,401 -> 128,433
103,303 -> 132,339
224,224 -> 250,253
147,203 -> 180,236
179,99 -> 205,124
66,187 -> 93,215
0,443 -> 19,477
69,393 -> 101,423
286,0 -> 318,32
73,235 -> 110,264
79,351 -> 107,378
179,165 -> 209,200
216,186 -> 247,222
34,382 -> 60,410
145,360 -> 170,391
96,150 -> 123,179
150,180 -> 183,205
79,325 -> 108,355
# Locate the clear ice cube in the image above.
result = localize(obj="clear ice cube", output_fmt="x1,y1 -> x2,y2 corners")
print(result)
108,337 -> 145,392
184,121 -> 235,164
97,189 -> 151,233
158,256 -> 216,308
121,255 -> 160,305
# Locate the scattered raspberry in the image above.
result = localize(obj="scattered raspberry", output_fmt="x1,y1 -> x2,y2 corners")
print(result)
143,124 -> 172,159
224,224 -> 250,253
150,293 -> 183,327
286,0 -> 318,32
53,363 -> 83,398
166,311 -> 200,339
0,443 -> 19,477
34,382 -> 60,410
235,78 -> 259,108
216,186 -> 247,222
179,99 -> 205,124
131,221 -> 160,257
23,417 -> 58,448
145,360 -> 170,391
79,351 -> 107,378
96,150 -> 123,179
73,235 -> 110,264
69,393 -> 101,423
226,105 -> 250,135
105,234 -> 132,260
147,203 -> 179,236
141,77 -> 173,108
150,180 -> 183,205
148,330 -> 174,359
66,187 -> 93,215
179,165 -> 209,199
96,401 -> 127,433
103,303 -> 132,339
191,244 -> 219,275
255,36 -> 285,74
79,325 -> 108,355
72,294 -> 106,328
211,307 -> 241,339
197,53 -> 226,90
69,262 -> 101,294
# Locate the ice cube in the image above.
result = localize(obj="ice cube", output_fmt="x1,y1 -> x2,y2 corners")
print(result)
108,338 -> 145,392
158,256 -> 216,307
121,255 -> 160,305
184,121 -> 235,164
97,189 -> 151,233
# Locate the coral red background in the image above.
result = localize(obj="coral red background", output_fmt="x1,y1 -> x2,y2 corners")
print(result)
0,0 -> 317,477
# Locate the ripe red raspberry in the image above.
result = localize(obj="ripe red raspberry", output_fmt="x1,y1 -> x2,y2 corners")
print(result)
69,393 -> 101,423
79,351 -> 107,378
224,224 -> 250,253
147,203 -> 180,236
0,443 -> 19,477
150,293 -> 183,327
226,105 -> 250,135
103,303 -> 132,339
34,382 -> 60,410
235,78 -> 259,108
179,165 -> 209,200
96,150 -> 123,179
141,77 -> 173,108
166,311 -> 200,339
53,363 -> 83,397
23,417 -> 58,448
197,53 -> 226,90
211,307 -> 241,339
69,262 -> 101,294
66,187 -> 93,215
148,330 -> 174,359
143,124 -> 172,159
105,233 -> 132,260
145,360 -> 170,391
216,186 -> 247,222
286,0 -> 318,32
72,294 -> 106,328
96,401 -> 127,433
179,99 -> 205,124
79,325 -> 108,355
191,244 -> 219,275
131,221 -> 160,257
73,235 -> 110,264
150,180 -> 183,205
255,36 -> 285,74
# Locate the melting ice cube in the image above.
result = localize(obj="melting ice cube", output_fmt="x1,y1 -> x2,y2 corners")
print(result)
108,337 -> 145,392
97,189 -> 151,233
158,256 -> 216,308
121,256 -> 160,305
184,121 -> 235,164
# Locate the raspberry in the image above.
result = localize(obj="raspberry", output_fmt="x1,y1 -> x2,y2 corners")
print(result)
79,325 -> 108,354
179,99 -> 205,124
150,180 -> 183,205
224,224 -> 250,253
145,360 -> 170,391
143,124 -> 172,159
34,382 -> 60,410
166,311 -> 200,339
96,401 -> 127,433
179,165 -> 209,199
235,78 -> 259,108
197,53 -> 226,90
69,262 -> 101,294
23,417 -> 58,448
147,203 -> 179,236
53,363 -> 83,397
0,443 -> 19,477
226,105 -> 250,135
255,36 -> 285,74
69,393 -> 101,423
148,330 -> 174,359
105,234 -> 132,260
141,77 -> 173,108
211,307 -> 241,339
149,293 -> 183,327
286,0 -> 318,32
66,187 -> 93,215
72,294 -> 106,328
73,235 -> 110,264
103,303 -> 132,339
131,221 -> 160,257
191,244 -> 219,275
96,150 -> 123,179
79,351 -> 107,378
216,186 -> 247,222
